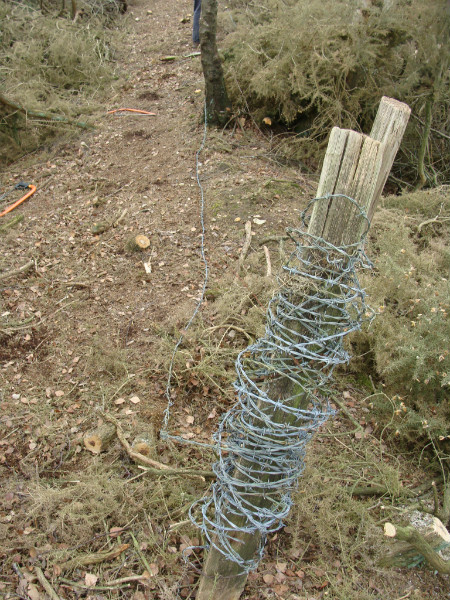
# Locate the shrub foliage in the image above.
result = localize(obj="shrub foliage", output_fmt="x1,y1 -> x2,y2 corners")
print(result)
0,0 -> 121,163
222,0 -> 450,184
355,187 -> 450,445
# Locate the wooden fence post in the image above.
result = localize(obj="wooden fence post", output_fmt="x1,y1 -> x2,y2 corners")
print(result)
196,97 -> 410,600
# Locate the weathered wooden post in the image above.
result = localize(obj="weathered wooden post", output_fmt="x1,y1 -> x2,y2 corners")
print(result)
195,97 -> 411,600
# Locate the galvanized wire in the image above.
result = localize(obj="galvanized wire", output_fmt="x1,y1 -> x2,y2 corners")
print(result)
157,112 -> 374,572
160,102 -> 209,444
187,195 -> 374,572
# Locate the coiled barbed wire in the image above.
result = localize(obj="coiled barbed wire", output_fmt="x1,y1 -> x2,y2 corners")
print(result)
187,195 -> 374,572
156,117 -> 374,571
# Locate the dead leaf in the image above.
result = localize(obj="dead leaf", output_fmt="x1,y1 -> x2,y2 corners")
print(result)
53,564 -> 62,577
54,390 -> 64,397
263,573 -> 274,584
273,584 -> 289,595
314,580 -> 329,590
85,573 -> 98,587
130,396 -> 141,404
263,117 -> 272,125
114,397 -> 125,405
313,568 -> 326,577
27,583 -> 41,600
186,415 -> 194,425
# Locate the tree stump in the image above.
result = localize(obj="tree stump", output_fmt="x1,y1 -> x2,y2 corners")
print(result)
125,234 -> 150,252
84,423 -> 116,454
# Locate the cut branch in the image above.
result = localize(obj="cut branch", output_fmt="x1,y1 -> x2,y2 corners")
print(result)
84,423 -> 116,454
237,220 -> 252,274
58,544 -> 130,572
383,518 -> 450,573
0,260 -> 34,281
0,92 -> 92,129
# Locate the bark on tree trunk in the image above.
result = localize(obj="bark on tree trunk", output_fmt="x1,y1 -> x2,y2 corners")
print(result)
200,0 -> 232,126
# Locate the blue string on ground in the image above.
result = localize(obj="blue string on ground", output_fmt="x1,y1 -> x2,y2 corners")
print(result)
160,102 -> 209,444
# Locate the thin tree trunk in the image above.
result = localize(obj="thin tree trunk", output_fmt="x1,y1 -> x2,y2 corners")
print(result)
200,0 -> 232,126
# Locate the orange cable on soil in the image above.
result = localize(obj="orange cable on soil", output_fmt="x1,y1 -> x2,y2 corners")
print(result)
0,184 -> 36,218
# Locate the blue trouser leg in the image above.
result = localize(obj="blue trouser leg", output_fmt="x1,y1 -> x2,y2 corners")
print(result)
193,0 -> 201,44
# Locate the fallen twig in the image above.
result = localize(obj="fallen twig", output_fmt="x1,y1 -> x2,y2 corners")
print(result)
102,413 -> 171,470
0,259 -> 34,281
0,214 -> 24,233
130,532 -> 153,574
102,413 -> 213,479
417,215 -> 449,234
0,316 -> 34,335
59,577 -> 132,591
262,245 -> 272,277
0,92 -> 92,129
57,543 -> 130,571
35,567 -> 61,600
238,220 -> 252,273
332,395 -> 364,432
112,208 -> 128,228
59,280 -> 91,289
258,234 -> 289,245
105,575 -> 150,585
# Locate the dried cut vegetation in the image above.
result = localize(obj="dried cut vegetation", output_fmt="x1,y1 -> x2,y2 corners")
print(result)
0,0 -> 122,164
221,0 -> 450,184
351,187 -> 450,448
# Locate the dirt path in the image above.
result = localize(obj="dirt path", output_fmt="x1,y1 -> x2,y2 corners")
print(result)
0,1 -> 311,597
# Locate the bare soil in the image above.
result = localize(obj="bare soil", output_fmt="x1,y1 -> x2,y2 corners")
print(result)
1,1 -> 449,599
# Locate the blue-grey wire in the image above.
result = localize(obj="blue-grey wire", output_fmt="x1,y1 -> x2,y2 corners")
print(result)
159,114 -> 374,574
161,103 -> 209,441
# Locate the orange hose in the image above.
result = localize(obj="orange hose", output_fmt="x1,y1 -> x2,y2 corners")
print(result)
0,184 -> 36,218
107,108 -> 156,115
